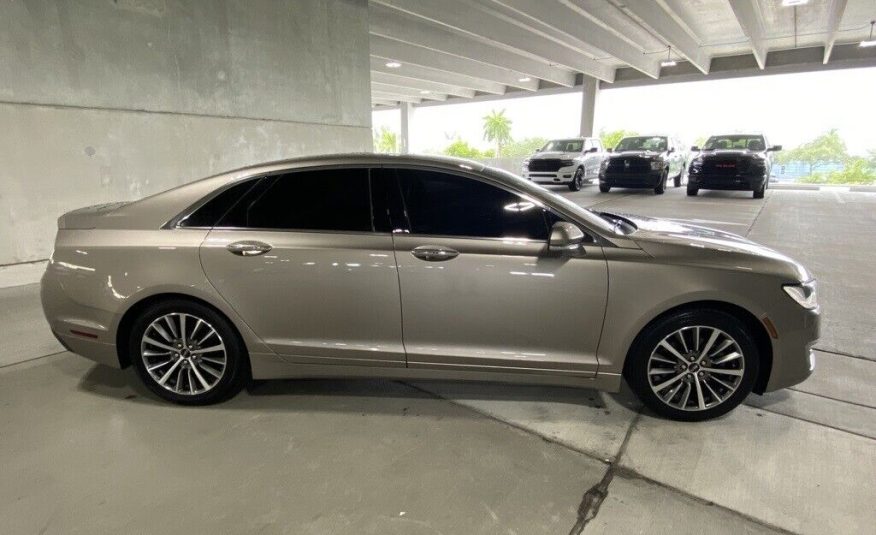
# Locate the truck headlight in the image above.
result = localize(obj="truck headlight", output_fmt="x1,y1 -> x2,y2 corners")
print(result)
783,280 -> 818,309
650,161 -> 663,171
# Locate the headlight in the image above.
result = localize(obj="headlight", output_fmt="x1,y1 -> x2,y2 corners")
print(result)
560,159 -> 574,167
783,280 -> 818,309
650,161 -> 663,171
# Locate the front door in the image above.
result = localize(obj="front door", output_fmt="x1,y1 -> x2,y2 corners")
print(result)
386,167 -> 608,376
199,167 -> 405,367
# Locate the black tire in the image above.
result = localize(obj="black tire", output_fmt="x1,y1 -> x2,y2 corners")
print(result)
625,308 -> 759,422
753,184 -> 765,199
599,184 -> 610,193
129,299 -> 249,405
687,186 -> 698,196
654,172 -> 666,195
673,168 -> 682,188
569,167 -> 585,191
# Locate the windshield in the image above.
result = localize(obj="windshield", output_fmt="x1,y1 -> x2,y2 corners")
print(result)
541,139 -> 584,153
615,136 -> 667,152
703,135 -> 766,151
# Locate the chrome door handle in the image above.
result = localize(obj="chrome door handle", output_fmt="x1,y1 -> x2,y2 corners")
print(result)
226,240 -> 272,256
411,245 -> 459,262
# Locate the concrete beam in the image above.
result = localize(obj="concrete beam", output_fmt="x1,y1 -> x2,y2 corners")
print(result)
373,0 -> 615,82
370,57 -> 507,95
372,99 -> 400,108
371,82 -> 448,101
729,0 -> 768,69
371,72 -> 476,99
616,0 -> 712,74
493,0 -> 658,78
371,35 -> 539,91
609,43 -> 876,88
370,3 -> 576,87
371,91 -> 423,104
823,0 -> 849,64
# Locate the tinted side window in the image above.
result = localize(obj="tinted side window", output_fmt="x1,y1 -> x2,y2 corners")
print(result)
395,169 -> 549,240
219,168 -> 372,232
179,179 -> 259,227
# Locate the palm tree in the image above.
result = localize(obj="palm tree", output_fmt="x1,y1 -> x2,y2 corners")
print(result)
482,109 -> 512,157
373,126 -> 398,153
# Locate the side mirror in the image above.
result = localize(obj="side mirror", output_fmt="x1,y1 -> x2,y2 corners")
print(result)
606,147 -> 613,153
667,147 -> 675,154
586,147 -> 598,153
768,145 -> 782,152
535,148 -> 542,152
690,146 -> 700,152
549,222 -> 585,251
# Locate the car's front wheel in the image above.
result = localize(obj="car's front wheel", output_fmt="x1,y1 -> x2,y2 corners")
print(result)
654,172 -> 667,195
599,183 -> 610,193
625,309 -> 759,421
130,299 -> 249,405
569,167 -> 585,191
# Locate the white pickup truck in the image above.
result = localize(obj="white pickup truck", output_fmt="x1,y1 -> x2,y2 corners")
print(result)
521,137 -> 606,191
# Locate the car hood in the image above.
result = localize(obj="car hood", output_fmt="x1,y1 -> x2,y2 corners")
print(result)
612,213 -> 811,281
699,149 -> 764,158
609,150 -> 664,159
530,151 -> 580,160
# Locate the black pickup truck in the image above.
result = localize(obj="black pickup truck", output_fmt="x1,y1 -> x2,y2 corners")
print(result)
687,134 -> 781,199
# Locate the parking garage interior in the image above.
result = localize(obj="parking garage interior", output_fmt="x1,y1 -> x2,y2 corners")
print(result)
1,1 -> 875,534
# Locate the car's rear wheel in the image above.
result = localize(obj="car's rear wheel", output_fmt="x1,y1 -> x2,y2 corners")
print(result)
625,309 -> 759,421
130,299 -> 248,405
673,167 -> 683,187
599,184 -> 610,193
569,167 -> 585,191
687,186 -> 698,196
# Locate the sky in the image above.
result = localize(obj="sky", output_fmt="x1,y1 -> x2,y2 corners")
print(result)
372,66 -> 876,155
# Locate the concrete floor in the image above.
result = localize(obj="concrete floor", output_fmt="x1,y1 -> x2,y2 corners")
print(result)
1,186 -> 874,534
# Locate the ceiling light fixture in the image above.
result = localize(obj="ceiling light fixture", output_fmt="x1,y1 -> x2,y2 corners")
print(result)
518,76 -> 531,82
660,46 -> 677,67
385,61 -> 402,68
781,0 -> 809,6
861,21 -> 876,47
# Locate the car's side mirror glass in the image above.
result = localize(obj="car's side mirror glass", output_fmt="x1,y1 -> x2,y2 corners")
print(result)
549,222 -> 585,251
768,145 -> 782,152
690,146 -> 700,152
586,147 -> 598,153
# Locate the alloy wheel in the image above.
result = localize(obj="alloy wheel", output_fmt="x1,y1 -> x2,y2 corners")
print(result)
140,313 -> 227,395
646,326 -> 745,411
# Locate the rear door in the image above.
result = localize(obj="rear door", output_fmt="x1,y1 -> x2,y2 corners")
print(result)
198,167 -> 405,367
386,167 -> 608,376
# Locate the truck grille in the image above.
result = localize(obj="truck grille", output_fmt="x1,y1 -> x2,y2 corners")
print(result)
702,158 -> 751,176
528,159 -> 564,172
606,157 -> 650,174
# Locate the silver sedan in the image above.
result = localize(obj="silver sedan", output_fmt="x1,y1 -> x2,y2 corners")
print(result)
41,154 -> 819,421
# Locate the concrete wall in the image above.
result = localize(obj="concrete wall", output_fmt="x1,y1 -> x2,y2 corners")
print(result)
0,0 -> 372,266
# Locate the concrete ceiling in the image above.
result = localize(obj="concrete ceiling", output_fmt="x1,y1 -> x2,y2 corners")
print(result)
369,0 -> 876,107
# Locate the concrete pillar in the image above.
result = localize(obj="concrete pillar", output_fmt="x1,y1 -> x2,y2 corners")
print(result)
579,76 -> 600,137
399,102 -> 414,154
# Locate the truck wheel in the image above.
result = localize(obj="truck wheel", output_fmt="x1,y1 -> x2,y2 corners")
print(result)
569,168 -> 585,191
687,186 -> 698,196
654,173 -> 666,195
599,184 -> 610,193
